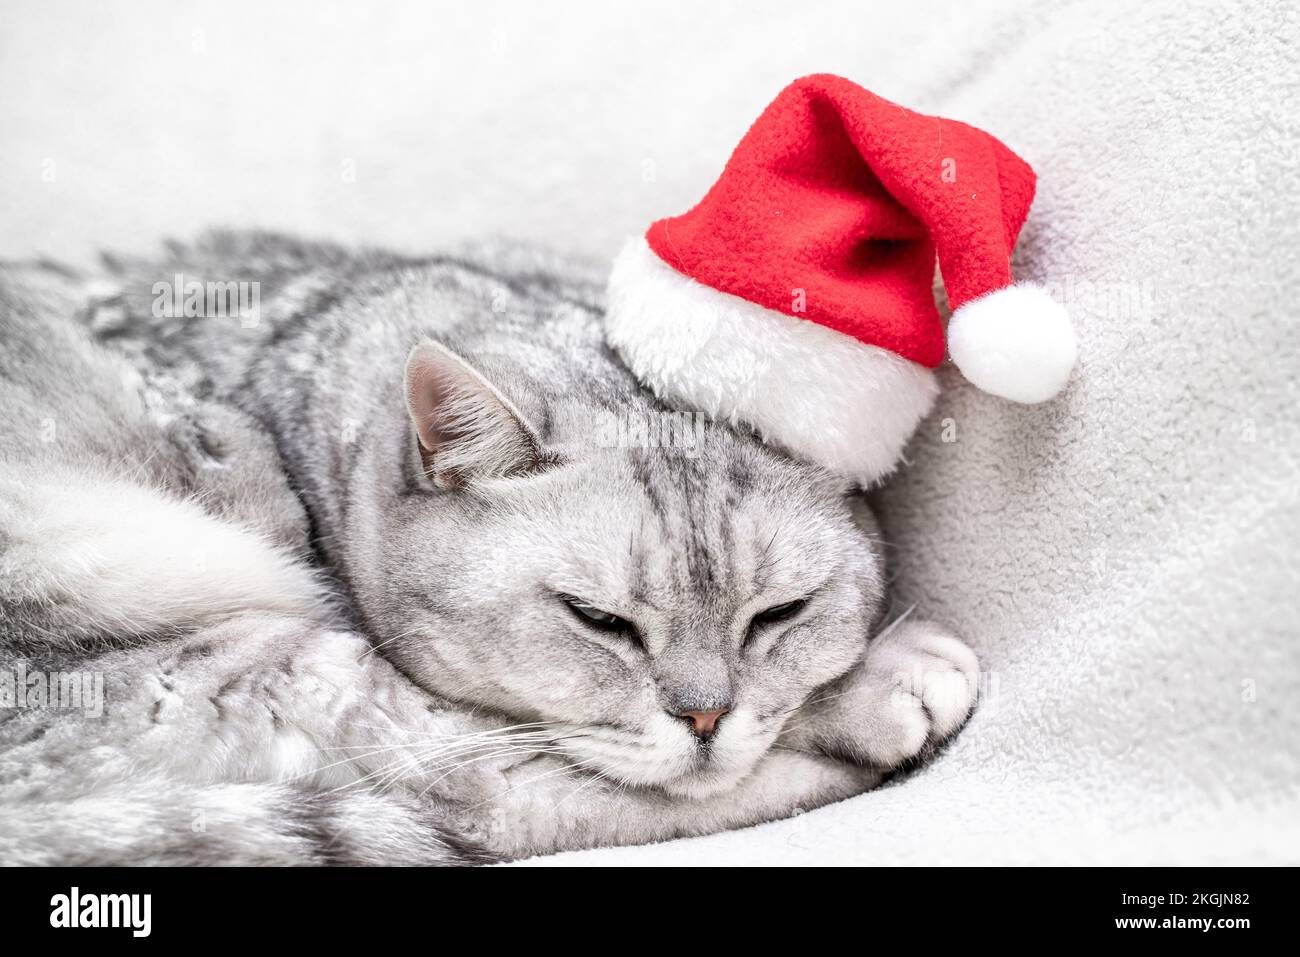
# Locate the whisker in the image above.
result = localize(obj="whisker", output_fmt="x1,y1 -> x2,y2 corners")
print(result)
356,626 -> 425,660
462,756 -> 606,810
417,745 -> 571,798
873,603 -> 916,642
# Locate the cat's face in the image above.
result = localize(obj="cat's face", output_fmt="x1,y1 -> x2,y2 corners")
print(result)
359,342 -> 884,798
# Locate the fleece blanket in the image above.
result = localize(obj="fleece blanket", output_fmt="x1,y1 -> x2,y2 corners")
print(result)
4,0 -> 1297,864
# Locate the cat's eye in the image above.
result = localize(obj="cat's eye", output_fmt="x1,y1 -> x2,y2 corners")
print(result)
747,597 -> 809,640
560,595 -> 633,633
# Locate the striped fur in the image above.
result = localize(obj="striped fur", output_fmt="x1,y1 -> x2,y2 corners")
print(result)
0,234 -> 977,863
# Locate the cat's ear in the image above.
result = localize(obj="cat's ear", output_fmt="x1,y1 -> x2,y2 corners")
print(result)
404,341 -> 543,489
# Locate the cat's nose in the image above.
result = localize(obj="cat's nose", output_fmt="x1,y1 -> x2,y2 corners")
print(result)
677,708 -> 729,740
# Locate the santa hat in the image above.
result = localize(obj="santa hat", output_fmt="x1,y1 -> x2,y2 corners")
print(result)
605,74 -> 1075,485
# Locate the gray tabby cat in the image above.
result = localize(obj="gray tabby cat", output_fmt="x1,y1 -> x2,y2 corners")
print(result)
0,233 -> 978,865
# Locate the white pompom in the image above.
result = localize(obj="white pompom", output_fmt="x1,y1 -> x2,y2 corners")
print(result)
947,283 -> 1076,403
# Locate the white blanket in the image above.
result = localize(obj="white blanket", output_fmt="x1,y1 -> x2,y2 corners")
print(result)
4,0 -> 1297,864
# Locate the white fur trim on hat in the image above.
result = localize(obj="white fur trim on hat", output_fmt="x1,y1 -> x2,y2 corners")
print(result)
947,283 -> 1076,403
604,237 -> 938,486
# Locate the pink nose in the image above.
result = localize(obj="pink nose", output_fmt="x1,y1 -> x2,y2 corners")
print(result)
679,708 -> 729,739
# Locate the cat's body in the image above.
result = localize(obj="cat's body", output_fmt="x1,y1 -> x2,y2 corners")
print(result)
0,234 -> 977,864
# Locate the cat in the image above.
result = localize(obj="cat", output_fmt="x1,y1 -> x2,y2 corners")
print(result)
0,233 -> 978,864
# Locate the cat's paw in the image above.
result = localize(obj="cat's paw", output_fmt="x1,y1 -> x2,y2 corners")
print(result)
781,618 -> 978,770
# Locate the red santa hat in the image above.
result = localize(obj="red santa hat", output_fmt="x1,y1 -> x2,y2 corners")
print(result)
605,74 -> 1075,485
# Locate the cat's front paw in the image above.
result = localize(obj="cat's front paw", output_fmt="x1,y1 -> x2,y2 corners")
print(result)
781,618 -> 978,769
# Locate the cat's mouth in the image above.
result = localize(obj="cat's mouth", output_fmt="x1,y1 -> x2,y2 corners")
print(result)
556,709 -> 773,798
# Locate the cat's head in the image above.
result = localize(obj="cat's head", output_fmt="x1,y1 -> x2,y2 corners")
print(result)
356,341 -> 885,798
